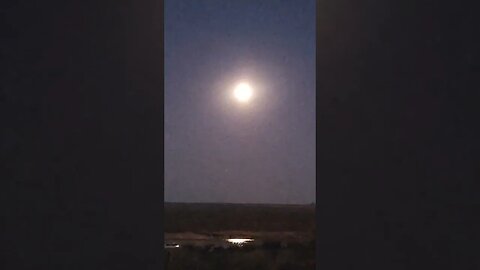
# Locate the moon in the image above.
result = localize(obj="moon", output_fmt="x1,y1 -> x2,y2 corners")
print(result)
233,82 -> 253,103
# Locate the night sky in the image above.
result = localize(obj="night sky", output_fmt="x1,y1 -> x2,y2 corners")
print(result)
165,0 -> 316,204
2,0 -> 480,268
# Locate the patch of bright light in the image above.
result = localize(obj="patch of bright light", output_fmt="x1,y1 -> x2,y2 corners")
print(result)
233,82 -> 253,102
226,238 -> 254,245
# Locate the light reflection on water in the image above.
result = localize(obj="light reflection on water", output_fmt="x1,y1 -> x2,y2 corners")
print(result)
226,238 -> 254,245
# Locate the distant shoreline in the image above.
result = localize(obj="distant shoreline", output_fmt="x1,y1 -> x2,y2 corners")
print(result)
164,202 -> 315,207
165,202 -> 315,233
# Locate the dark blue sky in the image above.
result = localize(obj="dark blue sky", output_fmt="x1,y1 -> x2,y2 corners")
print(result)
165,0 -> 315,204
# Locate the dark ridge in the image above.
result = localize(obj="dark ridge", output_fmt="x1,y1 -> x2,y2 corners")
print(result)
165,202 -> 315,233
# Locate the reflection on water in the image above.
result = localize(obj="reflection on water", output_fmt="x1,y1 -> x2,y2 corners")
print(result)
226,238 -> 254,245
165,243 -> 180,248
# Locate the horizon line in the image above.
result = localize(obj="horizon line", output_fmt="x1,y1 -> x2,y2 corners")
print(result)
164,201 -> 315,205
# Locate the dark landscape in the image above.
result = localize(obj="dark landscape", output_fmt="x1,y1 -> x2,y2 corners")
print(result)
164,203 -> 315,270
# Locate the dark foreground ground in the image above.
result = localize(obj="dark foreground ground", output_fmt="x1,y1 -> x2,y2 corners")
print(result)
164,203 -> 315,270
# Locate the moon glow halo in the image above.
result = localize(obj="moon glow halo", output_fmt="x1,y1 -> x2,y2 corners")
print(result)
233,82 -> 253,103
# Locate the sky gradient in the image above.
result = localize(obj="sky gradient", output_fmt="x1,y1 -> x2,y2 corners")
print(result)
165,0 -> 315,204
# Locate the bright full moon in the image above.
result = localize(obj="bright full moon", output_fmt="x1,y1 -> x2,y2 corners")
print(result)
233,82 -> 253,103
